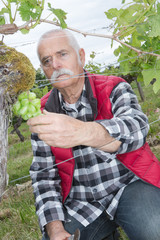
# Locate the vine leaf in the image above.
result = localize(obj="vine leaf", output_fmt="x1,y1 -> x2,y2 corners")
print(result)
48,3 -> 67,29
148,15 -> 160,37
18,0 -> 40,21
0,16 -> 5,25
142,60 -> 160,93
0,7 -> 10,15
10,0 -> 18,2
105,1 -> 160,94
20,29 -> 30,34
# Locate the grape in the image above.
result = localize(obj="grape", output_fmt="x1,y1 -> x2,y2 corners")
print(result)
28,92 -> 36,100
13,101 -> 21,115
12,91 -> 42,120
32,98 -> 41,108
18,92 -> 28,101
19,105 -> 28,116
21,99 -> 29,106
28,104 -> 36,114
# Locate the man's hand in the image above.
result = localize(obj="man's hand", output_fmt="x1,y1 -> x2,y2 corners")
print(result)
27,110 -> 86,148
27,110 -> 121,152
50,230 -> 71,240
45,220 -> 71,240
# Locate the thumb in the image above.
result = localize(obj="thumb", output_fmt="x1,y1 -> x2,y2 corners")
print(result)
43,109 -> 50,115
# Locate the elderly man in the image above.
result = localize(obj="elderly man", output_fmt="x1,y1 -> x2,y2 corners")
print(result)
28,29 -> 160,240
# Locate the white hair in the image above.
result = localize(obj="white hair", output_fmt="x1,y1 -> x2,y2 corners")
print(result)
37,29 -> 81,62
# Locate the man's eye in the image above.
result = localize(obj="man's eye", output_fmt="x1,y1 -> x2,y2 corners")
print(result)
61,52 -> 67,57
42,57 -> 52,66
44,59 -> 50,64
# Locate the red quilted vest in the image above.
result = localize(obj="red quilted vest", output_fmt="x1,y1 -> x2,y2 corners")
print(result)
41,73 -> 160,202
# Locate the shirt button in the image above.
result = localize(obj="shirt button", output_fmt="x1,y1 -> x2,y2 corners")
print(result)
93,188 -> 97,193
86,164 -> 91,169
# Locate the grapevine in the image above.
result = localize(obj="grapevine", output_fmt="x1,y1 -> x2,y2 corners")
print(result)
13,91 -> 41,120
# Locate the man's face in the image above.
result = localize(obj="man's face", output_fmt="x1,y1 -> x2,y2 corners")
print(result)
38,33 -> 85,89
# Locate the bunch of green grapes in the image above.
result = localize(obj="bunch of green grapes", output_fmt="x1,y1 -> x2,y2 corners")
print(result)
13,91 -> 41,120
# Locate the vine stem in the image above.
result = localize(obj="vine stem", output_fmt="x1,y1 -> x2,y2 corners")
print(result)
17,19 -> 160,58
1,0 -> 8,9
0,17 -> 159,58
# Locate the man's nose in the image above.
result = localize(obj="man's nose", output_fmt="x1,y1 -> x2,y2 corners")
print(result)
52,57 -> 62,69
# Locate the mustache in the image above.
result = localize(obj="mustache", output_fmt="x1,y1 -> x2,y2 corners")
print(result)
50,68 -> 74,83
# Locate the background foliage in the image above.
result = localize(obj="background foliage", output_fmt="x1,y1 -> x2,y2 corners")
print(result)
105,0 -> 160,93
1,0 -> 160,239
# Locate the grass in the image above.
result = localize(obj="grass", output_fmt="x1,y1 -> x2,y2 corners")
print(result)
0,83 -> 160,240
0,185 -> 41,240
7,123 -> 33,184
131,82 -> 160,136
0,122 -> 41,240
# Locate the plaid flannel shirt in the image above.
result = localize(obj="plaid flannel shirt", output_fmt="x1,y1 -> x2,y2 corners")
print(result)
30,80 -> 149,233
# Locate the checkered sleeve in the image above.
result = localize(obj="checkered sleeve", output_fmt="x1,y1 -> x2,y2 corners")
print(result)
99,82 -> 149,153
29,133 -> 65,233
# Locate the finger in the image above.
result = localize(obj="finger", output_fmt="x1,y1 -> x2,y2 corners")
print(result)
37,134 -> 57,147
38,134 -> 53,145
43,109 -> 51,115
29,124 -> 54,134
27,113 -> 54,126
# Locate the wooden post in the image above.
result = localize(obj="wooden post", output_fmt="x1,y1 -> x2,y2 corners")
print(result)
136,79 -> 145,102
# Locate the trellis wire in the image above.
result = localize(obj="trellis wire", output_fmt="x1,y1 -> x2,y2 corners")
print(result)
32,49 -> 160,88
1,89 -> 160,199
32,68 -> 158,90
5,117 -> 160,186
1,32 -> 160,199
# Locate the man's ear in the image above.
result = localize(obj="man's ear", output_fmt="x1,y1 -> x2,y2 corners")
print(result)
79,48 -> 85,67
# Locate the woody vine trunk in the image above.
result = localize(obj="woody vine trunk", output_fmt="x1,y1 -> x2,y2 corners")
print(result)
0,89 -> 9,199
0,42 -> 35,199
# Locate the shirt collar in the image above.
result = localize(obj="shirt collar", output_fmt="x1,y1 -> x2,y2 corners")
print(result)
44,71 -> 98,119
58,83 -> 90,112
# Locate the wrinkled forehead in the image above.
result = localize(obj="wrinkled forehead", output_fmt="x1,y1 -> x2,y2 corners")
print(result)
43,31 -> 69,42
37,32 -> 72,57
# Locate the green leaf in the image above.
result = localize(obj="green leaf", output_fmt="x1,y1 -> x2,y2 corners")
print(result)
10,0 -> 18,2
122,0 -> 125,3
136,22 -> 149,35
35,5 -> 42,14
137,73 -> 143,82
119,26 -> 135,39
148,15 -> 160,37
18,0 -> 40,21
18,2 -> 32,21
90,51 -> 96,59
153,77 -> 160,93
105,8 -> 121,20
130,32 -> 142,48
142,62 -> 160,93
141,63 -> 152,69
119,60 -> 131,74
118,4 -> 143,25
114,47 -> 120,57
133,0 -> 143,2
48,3 -> 67,29
20,28 -> 30,34
30,12 -> 38,19
157,2 -> 160,15
142,68 -> 154,85
0,16 -> 5,25
0,7 -> 10,14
